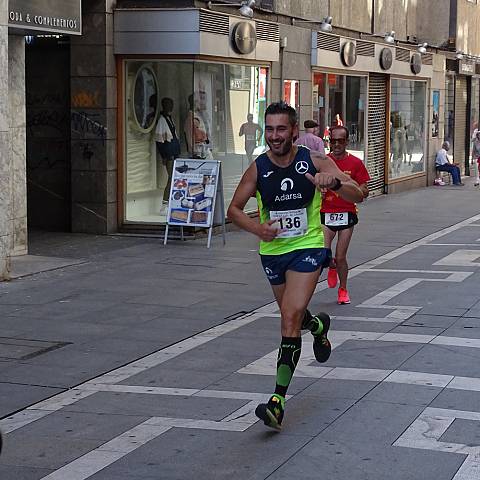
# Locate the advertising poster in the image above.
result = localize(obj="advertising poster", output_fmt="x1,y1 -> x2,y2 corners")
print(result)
432,90 -> 440,138
166,159 -> 220,228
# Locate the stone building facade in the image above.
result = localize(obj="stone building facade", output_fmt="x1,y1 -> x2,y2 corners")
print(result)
1,0 -> 480,280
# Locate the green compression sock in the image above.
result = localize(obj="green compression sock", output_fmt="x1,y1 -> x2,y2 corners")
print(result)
274,336 -> 302,399
302,310 -> 324,335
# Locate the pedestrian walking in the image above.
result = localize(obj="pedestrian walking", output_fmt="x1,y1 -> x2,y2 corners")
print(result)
294,120 -> 325,154
321,126 -> 370,305
227,102 -> 364,430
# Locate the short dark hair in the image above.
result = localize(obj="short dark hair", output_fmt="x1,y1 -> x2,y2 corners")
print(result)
329,125 -> 349,139
265,101 -> 298,126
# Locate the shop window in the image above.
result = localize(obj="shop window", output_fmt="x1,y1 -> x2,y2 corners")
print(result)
389,79 -> 427,180
444,75 -> 455,145
123,61 -> 268,225
313,72 -> 366,161
470,77 -> 480,162
283,80 -> 299,111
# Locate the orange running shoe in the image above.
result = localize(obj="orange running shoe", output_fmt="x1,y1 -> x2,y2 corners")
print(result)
327,268 -> 338,288
337,287 -> 350,304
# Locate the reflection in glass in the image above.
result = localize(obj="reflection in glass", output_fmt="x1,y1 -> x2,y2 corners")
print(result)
132,66 -> 158,131
444,75 -> 454,146
124,61 -> 267,224
389,79 -> 426,179
470,78 -> 480,163
283,80 -> 299,111
313,72 -> 366,161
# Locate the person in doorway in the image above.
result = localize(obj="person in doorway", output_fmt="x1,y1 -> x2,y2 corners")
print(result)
472,131 -> 480,186
227,102 -> 364,431
321,126 -> 370,305
239,113 -> 263,164
435,141 -> 464,186
155,97 -> 181,205
335,114 -> 343,126
294,120 -> 325,154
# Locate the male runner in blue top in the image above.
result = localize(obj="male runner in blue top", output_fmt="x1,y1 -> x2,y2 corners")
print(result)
228,102 -> 364,430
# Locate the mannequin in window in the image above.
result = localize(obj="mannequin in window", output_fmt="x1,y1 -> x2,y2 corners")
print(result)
156,97 -> 181,203
184,93 -> 213,159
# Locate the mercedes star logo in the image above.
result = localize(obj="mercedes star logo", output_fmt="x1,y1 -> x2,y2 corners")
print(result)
295,161 -> 309,175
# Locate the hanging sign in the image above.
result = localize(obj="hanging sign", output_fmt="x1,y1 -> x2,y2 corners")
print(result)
164,159 -> 226,249
8,0 -> 82,35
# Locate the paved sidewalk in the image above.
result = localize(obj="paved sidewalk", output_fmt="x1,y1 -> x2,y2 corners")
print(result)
1,180 -> 480,479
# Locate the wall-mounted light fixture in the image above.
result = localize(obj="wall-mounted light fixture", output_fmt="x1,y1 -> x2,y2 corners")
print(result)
384,31 -> 396,44
207,0 -> 256,18
292,16 -> 333,33
456,50 -> 464,60
417,42 -> 428,54
319,16 -> 333,32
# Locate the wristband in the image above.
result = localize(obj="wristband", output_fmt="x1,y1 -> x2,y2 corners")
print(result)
330,178 -> 342,191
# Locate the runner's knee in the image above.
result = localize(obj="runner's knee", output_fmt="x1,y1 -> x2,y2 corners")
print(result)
280,307 -> 304,335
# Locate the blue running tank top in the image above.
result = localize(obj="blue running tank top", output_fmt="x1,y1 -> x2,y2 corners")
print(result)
255,146 -> 324,255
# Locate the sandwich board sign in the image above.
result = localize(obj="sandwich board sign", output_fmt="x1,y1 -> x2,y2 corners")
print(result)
163,159 -> 226,249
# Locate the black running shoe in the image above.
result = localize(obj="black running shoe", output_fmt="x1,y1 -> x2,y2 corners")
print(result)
255,395 -> 284,431
312,312 -> 331,363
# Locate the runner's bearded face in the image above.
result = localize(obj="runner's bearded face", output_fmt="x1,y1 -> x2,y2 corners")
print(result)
265,114 -> 297,157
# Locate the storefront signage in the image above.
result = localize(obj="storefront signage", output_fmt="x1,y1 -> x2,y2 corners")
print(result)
341,41 -> 357,67
379,47 -> 393,70
259,0 -> 274,10
410,52 -> 422,74
232,22 -> 257,54
230,78 -> 250,90
8,0 -> 82,35
459,61 -> 475,75
164,160 -> 226,249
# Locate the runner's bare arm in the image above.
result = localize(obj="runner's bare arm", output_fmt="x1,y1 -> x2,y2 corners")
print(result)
308,152 -> 365,203
227,163 -> 280,242
359,182 -> 369,199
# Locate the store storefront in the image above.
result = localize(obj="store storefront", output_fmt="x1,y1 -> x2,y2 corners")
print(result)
4,0 -> 82,258
115,9 -> 278,227
313,72 -> 367,161
389,78 -> 427,180
444,59 -> 480,174
310,32 -> 434,195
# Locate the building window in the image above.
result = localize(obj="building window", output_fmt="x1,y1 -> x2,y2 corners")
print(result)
283,80 -> 299,111
444,75 -> 455,145
389,79 -> 427,179
123,60 -> 268,224
470,77 -> 480,162
313,72 -> 367,161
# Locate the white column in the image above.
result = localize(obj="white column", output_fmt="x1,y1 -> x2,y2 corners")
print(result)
0,0 -> 11,279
